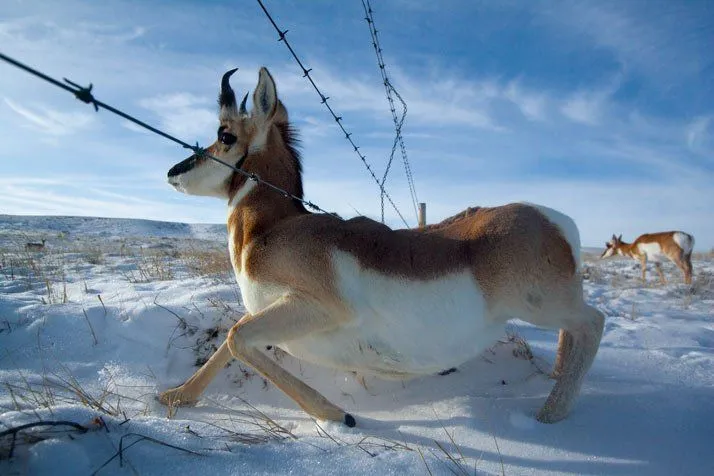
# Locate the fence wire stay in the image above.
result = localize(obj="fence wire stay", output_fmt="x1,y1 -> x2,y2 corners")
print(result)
255,0 -> 411,228
362,0 -> 420,223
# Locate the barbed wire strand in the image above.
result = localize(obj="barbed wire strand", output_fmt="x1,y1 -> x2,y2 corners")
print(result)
255,0 -> 410,228
0,51 -> 340,218
362,0 -> 420,223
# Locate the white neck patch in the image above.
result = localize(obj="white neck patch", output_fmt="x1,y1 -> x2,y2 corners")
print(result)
228,179 -> 257,208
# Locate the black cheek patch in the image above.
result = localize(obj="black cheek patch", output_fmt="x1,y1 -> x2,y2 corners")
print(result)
168,155 -> 197,177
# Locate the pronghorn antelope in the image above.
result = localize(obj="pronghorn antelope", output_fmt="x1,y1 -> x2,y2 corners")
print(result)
601,232 -> 695,284
159,67 -> 604,426
25,239 -> 46,251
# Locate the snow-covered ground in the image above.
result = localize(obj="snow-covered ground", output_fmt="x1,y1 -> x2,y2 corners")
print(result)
1,215 -> 712,475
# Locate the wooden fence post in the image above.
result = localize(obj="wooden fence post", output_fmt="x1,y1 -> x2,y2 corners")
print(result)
418,202 -> 426,228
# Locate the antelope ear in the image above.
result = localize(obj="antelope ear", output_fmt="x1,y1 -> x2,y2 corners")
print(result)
252,67 -> 278,121
611,234 -> 617,241
618,234 -> 622,241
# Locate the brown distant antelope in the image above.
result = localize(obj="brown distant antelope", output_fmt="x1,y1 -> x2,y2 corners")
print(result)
24,239 -> 46,251
159,67 -> 604,427
601,232 -> 694,284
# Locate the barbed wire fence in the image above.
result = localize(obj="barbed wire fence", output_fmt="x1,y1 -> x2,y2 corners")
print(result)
2,3 -> 419,228
255,0 -> 411,227
361,0 -> 420,223
0,52 -> 342,219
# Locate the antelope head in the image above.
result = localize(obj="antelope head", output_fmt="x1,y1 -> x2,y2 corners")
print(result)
167,67 -> 298,205
600,234 -> 623,258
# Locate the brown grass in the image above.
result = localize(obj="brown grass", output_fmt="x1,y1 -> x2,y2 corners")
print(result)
178,247 -> 232,279
0,243 -> 71,304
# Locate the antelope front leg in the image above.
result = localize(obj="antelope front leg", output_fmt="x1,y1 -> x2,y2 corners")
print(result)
159,339 -> 233,407
227,294 -> 356,427
640,257 -> 647,283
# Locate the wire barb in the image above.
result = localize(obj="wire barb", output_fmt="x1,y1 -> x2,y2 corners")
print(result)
63,78 -> 99,111
191,143 -> 206,157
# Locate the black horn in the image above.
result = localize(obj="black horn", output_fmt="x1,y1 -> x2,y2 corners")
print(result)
239,92 -> 249,116
219,68 -> 238,109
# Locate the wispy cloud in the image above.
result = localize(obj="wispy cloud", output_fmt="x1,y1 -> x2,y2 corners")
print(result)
537,1 -> 708,84
686,116 -> 711,152
560,75 -> 622,125
3,98 -> 96,136
269,62 -> 505,130
0,0 -> 712,248
0,179 -> 218,223
504,80 -> 547,122
137,93 -> 216,139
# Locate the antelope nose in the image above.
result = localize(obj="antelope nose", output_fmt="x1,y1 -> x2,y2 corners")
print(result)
168,155 -> 196,178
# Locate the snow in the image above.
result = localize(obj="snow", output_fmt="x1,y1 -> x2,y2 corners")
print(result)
1,215 -> 713,475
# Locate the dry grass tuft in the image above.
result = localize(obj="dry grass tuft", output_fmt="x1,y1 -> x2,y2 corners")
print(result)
121,250 -> 176,283
0,242 -> 71,304
179,247 -> 232,279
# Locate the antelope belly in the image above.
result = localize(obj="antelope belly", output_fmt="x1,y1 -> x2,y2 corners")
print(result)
279,252 -> 502,377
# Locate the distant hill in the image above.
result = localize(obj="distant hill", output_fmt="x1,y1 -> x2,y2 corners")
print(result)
0,215 -> 227,242
1,215 -> 608,254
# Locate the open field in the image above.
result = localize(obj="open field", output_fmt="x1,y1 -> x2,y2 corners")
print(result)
1,215 -> 713,475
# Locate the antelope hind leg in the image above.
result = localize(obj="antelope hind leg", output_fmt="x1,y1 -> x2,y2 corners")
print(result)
655,263 -> 667,285
537,304 -> 604,423
552,328 -> 573,378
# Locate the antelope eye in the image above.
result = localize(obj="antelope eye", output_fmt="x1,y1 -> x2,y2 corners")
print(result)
219,132 -> 237,145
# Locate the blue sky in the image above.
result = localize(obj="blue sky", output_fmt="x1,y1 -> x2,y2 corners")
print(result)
1,0 -> 712,249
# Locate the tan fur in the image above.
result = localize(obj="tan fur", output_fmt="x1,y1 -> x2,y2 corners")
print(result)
602,232 -> 694,284
160,67 -> 604,426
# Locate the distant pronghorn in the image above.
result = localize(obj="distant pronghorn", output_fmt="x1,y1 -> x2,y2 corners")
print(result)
24,239 -> 46,251
159,67 -> 604,427
601,232 -> 694,284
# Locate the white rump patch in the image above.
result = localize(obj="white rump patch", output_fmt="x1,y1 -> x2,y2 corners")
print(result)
673,232 -> 694,255
524,203 -> 581,270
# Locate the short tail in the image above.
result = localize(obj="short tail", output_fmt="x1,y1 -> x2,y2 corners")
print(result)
674,232 -> 694,256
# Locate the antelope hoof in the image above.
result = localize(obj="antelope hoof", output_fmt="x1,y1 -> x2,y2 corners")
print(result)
312,405 -> 356,427
536,405 -> 568,424
158,386 -> 199,407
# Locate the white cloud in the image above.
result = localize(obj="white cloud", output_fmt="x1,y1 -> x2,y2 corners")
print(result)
3,98 -> 96,136
0,180 -> 220,224
685,116 -> 711,151
504,80 -> 547,121
268,62 -> 505,130
537,1 -> 705,83
137,93 -> 216,140
561,93 -> 603,125
560,74 -> 623,125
